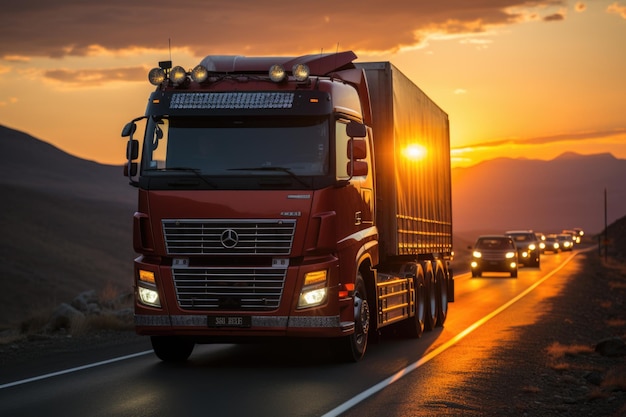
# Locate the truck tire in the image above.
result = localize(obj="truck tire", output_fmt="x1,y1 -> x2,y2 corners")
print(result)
151,336 -> 195,362
423,261 -> 438,331
400,263 -> 425,338
336,272 -> 370,362
435,261 -> 448,327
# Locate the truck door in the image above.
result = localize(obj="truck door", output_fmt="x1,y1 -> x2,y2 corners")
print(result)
335,120 -> 374,229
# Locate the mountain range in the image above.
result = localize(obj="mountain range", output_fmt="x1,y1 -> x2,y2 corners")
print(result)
452,152 -> 626,235
1,124 -> 625,327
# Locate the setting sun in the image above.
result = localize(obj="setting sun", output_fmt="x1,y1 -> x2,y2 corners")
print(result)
403,144 -> 428,161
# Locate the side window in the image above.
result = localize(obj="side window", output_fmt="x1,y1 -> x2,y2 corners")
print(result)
144,118 -> 168,170
335,120 -> 350,179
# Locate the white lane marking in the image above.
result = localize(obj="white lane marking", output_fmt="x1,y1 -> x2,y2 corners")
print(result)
321,250 -> 583,417
0,350 -> 153,389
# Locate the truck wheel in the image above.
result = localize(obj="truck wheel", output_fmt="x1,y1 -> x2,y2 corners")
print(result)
511,269 -> 518,278
336,272 -> 370,362
423,261 -> 438,331
400,264 -> 425,338
435,261 -> 448,327
151,336 -> 195,362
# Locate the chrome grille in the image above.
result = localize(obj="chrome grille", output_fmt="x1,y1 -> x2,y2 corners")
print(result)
162,219 -> 296,255
173,267 -> 286,310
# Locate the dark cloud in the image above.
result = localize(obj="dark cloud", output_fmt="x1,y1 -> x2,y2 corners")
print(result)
454,128 -> 626,151
543,13 -> 565,21
44,67 -> 146,85
0,0 -> 565,59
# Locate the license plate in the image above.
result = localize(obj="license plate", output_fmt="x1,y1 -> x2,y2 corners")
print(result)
207,315 -> 251,328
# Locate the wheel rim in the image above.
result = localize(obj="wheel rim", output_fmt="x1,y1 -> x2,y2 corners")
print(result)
354,291 -> 370,345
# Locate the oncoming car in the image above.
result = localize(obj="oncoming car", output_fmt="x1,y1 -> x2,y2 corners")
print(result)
555,233 -> 574,251
470,235 -> 518,278
505,230 -> 541,267
543,235 -> 561,253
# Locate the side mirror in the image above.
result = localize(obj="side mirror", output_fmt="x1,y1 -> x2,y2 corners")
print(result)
347,160 -> 368,177
346,121 -> 366,138
347,138 -> 367,160
126,139 -> 139,160
121,122 -> 137,138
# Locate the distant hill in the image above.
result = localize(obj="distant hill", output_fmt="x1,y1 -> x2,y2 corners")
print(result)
0,125 -> 136,328
452,152 -> 626,235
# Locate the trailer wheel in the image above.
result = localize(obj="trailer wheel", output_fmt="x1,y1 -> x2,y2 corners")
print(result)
435,261 -> 448,327
336,272 -> 370,362
151,336 -> 195,362
423,261 -> 438,331
400,264 -> 425,338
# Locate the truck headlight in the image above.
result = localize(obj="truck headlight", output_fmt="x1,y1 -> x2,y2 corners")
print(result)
138,269 -> 161,307
297,270 -> 328,308
138,286 -> 161,307
472,251 -> 482,258
505,251 -> 515,259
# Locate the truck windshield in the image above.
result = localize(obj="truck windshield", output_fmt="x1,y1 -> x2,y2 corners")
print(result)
143,117 -> 330,176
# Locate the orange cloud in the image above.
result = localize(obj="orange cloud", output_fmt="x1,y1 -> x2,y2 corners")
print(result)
607,2 -> 626,18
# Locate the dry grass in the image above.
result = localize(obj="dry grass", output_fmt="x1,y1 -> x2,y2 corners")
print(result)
522,385 -> 541,394
546,341 -> 594,359
546,341 -> 595,371
606,318 -> 626,328
0,285 -> 133,345
602,365 -> 626,390
609,281 -> 626,290
69,314 -> 134,337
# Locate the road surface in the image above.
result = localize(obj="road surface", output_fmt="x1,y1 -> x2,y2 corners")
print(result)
0,249 -> 586,417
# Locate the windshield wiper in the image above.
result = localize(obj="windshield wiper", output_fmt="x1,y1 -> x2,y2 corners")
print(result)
227,166 -> 311,189
145,167 -> 217,188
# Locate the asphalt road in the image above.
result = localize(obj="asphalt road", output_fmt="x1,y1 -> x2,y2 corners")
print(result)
0,250 -> 585,417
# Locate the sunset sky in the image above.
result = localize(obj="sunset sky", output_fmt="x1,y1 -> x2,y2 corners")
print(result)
1,1 -> 625,168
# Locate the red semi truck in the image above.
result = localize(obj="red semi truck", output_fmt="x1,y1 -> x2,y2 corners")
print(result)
121,51 -> 453,362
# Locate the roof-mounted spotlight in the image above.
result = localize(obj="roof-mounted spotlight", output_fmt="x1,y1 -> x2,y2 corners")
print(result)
169,65 -> 187,86
148,67 -> 166,85
191,65 -> 209,83
292,63 -> 310,82
269,64 -> 286,82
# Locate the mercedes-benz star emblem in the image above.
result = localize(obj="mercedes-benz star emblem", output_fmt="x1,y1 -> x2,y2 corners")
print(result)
220,229 -> 239,249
